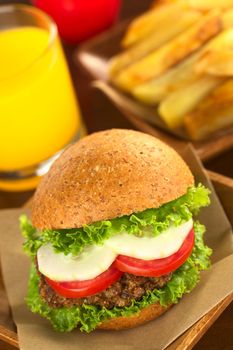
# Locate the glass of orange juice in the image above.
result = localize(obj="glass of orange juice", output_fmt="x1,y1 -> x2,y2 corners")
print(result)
0,4 -> 84,191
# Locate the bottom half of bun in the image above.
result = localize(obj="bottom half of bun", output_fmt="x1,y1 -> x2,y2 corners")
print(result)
97,303 -> 172,330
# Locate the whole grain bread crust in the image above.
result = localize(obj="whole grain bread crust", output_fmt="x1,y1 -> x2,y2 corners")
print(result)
32,129 -> 194,229
97,302 -> 171,330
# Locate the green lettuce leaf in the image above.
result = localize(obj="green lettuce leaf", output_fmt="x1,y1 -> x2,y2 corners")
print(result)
26,221 -> 212,333
21,184 -> 210,257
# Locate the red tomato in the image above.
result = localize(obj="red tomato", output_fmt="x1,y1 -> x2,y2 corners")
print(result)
114,228 -> 195,277
45,264 -> 123,298
32,0 -> 121,43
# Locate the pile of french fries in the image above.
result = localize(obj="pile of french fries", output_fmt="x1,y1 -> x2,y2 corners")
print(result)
108,0 -> 233,140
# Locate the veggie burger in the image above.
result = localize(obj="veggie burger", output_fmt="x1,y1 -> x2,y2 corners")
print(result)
21,129 -> 212,332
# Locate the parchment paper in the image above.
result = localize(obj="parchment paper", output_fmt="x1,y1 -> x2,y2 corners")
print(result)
0,145 -> 233,350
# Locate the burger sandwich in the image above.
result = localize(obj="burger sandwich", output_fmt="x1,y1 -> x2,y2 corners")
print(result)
21,129 -> 212,332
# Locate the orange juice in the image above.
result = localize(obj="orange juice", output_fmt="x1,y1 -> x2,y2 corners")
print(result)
0,26 -> 80,171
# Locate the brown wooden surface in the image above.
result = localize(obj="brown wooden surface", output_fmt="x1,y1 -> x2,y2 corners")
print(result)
168,297 -> 233,350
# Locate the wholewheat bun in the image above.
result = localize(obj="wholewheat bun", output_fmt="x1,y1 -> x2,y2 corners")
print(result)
98,303 -> 170,330
32,129 -> 194,229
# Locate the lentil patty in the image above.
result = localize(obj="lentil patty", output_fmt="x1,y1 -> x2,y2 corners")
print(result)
39,272 -> 172,309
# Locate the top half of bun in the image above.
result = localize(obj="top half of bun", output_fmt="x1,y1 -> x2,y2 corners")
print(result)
31,129 -> 194,229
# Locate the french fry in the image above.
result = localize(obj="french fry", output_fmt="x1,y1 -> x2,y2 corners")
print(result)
158,76 -> 222,129
190,79 -> 233,108
223,8 -> 233,28
121,1 -> 189,48
196,50 -> 233,76
153,1 -> 233,18
111,11 -> 222,92
132,28 -> 233,105
188,0 -> 233,10
131,28 -> 232,105
131,51 -> 201,105
154,0 -> 233,11
201,28 -> 233,51
184,80 -> 233,140
195,28 -> 233,75
109,9 -> 202,76
185,103 -> 233,140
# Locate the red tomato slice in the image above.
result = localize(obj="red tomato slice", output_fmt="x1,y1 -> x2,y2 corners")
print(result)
45,264 -> 123,298
114,228 -> 195,277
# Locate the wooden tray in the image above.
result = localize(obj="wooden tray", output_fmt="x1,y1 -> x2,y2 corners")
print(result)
75,22 -> 233,162
0,171 -> 232,349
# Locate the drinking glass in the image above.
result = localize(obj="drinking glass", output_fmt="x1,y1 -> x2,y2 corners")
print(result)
0,4 -> 84,191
